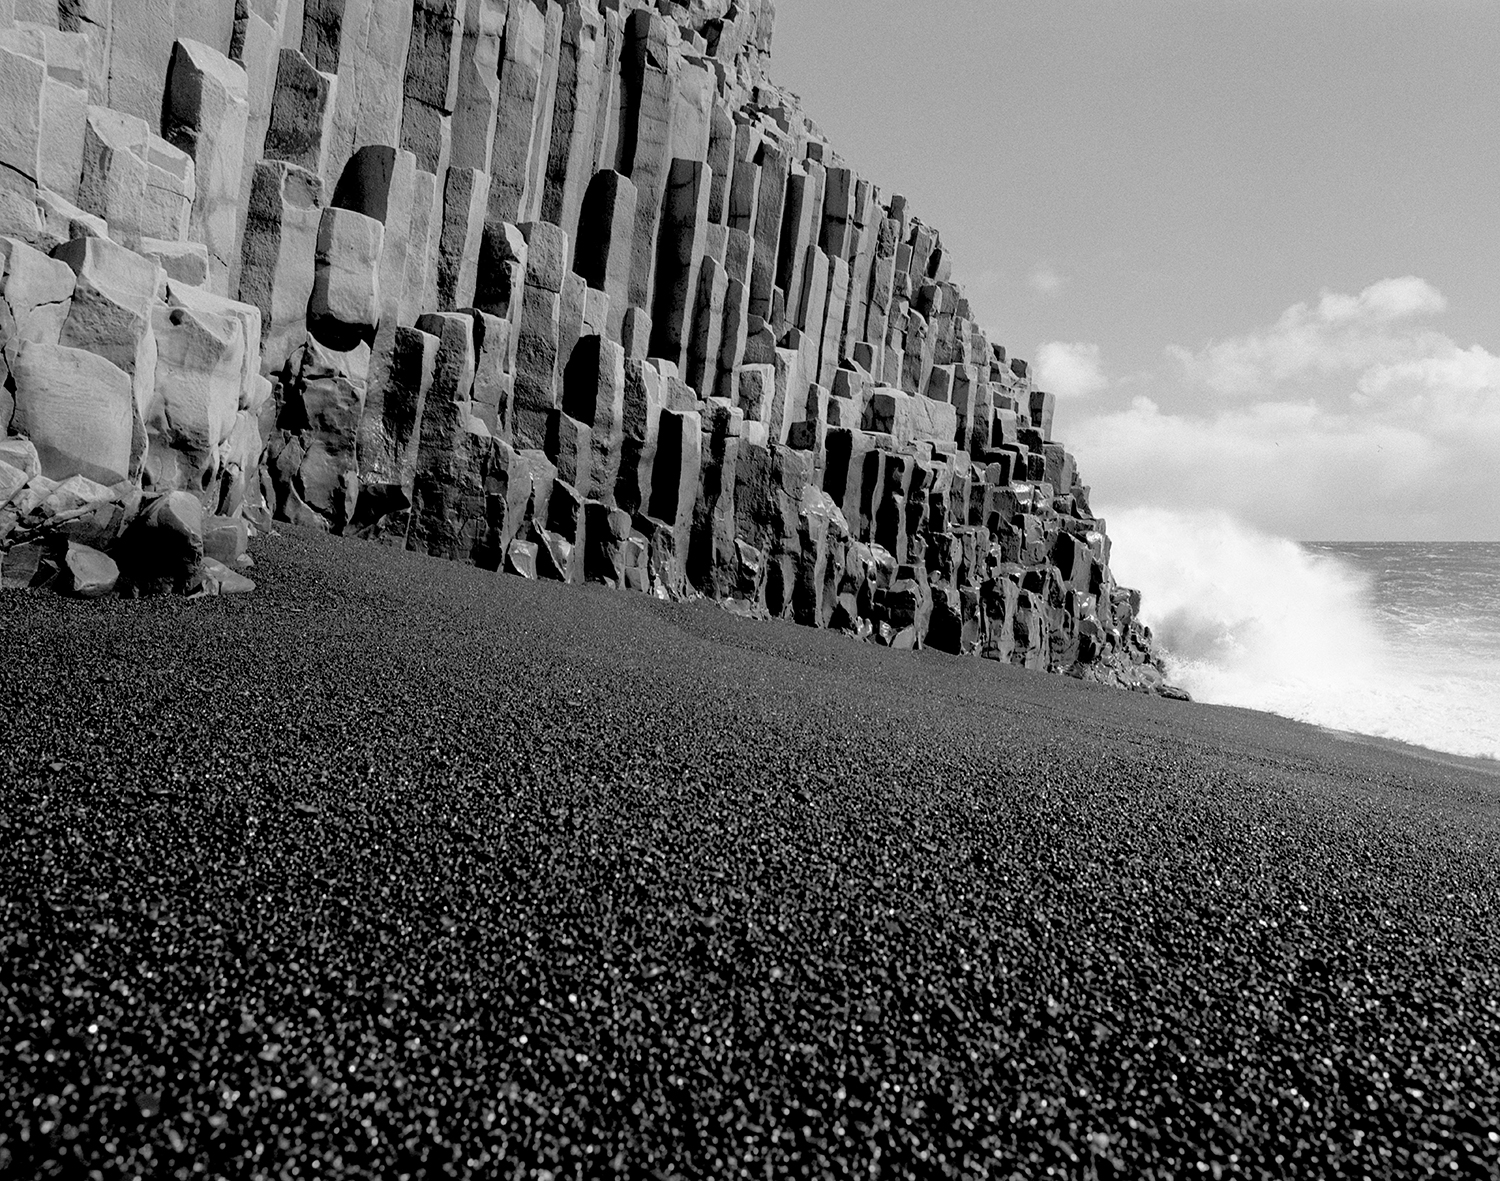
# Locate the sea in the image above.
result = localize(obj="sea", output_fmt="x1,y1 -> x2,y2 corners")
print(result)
1104,508 -> 1500,763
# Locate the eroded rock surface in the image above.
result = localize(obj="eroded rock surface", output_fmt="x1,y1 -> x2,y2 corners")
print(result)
0,0 -> 1164,684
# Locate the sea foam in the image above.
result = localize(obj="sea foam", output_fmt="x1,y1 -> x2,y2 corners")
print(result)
1105,508 -> 1500,762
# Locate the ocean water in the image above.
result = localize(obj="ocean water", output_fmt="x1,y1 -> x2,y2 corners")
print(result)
1104,508 -> 1500,762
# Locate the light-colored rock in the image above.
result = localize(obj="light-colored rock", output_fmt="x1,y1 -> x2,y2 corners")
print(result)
137,134 -> 197,242
0,457 -> 28,506
135,237 -> 211,287
0,37 -> 46,185
309,205 -> 382,347
53,234 -> 163,416
10,340 -> 135,483
0,26 -> 93,203
64,539 -> 117,597
163,37 -> 248,290
189,554 -> 255,595
146,282 -> 255,501
0,436 -> 40,481
0,234 -> 75,410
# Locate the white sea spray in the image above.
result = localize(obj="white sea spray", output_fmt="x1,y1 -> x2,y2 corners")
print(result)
1105,508 -> 1500,761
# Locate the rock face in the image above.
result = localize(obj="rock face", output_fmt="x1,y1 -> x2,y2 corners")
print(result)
0,0 -> 1164,685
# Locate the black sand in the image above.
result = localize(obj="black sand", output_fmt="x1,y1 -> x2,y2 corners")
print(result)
3,528 -> 1498,1180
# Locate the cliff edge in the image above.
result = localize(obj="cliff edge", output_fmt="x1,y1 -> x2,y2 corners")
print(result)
0,0 -> 1167,691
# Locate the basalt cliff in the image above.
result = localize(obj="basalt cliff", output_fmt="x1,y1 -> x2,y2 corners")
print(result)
0,0 -> 1166,689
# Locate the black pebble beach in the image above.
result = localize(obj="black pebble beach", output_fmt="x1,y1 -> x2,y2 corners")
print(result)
3,528 -> 1498,1180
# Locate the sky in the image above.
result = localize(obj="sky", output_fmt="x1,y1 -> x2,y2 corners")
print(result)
771,1 -> 1500,541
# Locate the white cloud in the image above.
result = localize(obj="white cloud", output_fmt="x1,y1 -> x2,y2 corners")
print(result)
1066,277 -> 1500,540
1034,340 -> 1107,398
1028,264 -> 1065,296
1166,276 -> 1452,398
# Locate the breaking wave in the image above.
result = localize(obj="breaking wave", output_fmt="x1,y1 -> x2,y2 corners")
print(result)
1105,508 -> 1500,762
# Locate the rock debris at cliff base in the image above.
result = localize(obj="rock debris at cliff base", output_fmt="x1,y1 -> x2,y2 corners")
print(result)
3,530 -> 1499,1179
0,0 -> 1168,687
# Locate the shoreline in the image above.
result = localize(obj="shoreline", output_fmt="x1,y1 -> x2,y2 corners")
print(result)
1316,724 -> 1500,779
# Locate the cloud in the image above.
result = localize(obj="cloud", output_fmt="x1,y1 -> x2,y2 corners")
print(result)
1064,277 -> 1500,540
1028,264 -> 1065,296
1165,276 -> 1451,398
1034,341 -> 1107,398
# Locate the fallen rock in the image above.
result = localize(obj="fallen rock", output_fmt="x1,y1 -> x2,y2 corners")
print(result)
188,556 -> 255,596
118,489 -> 203,592
63,540 -> 118,597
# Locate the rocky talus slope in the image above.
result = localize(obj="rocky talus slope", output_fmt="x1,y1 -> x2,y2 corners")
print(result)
0,0 -> 1165,686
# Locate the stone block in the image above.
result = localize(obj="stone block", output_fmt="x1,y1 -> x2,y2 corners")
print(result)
613,305 -> 645,358
646,405 -> 701,562
1043,442 -> 1075,493
684,254 -> 726,397
237,160 -> 321,372
0,39 -> 45,186
561,333 -> 625,503
735,362 -> 774,426
541,0 -> 606,246
403,167 -> 442,321
511,282 -> 560,450
648,157 -> 709,370
229,7 -> 284,290
580,499 -> 631,587
76,104 -> 147,232
520,218 -> 569,294
106,0 -> 173,122
705,99 -> 734,225
163,38 -> 249,289
544,407 -> 591,492
10,340 -> 134,483
487,0 -> 554,223
136,135 -> 196,243
777,160 -> 823,326
748,139 -> 789,321
265,339 -> 365,530
323,0 -> 414,187
0,235 -> 74,401
309,206 -> 382,349
354,322 -> 436,520
473,217 -> 527,319
610,358 -> 656,515
262,46 -> 336,177
447,0 -> 504,173
467,308 -> 512,435
331,144 -> 416,323
53,234 -> 162,417
768,346 -> 803,445
403,0 -> 464,116
406,310 -> 479,557
435,166 -> 490,312
557,270 -> 587,376
573,167 -> 636,340
617,9 -> 677,325
817,254 -> 848,388
1030,388 -> 1056,439
147,283 -> 258,502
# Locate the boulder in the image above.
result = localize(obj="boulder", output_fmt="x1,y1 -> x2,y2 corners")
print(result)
63,539 -> 117,597
188,555 -> 255,596
118,489 -> 204,592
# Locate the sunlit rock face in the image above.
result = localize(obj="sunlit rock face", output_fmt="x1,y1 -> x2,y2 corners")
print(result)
0,0 -> 1164,684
